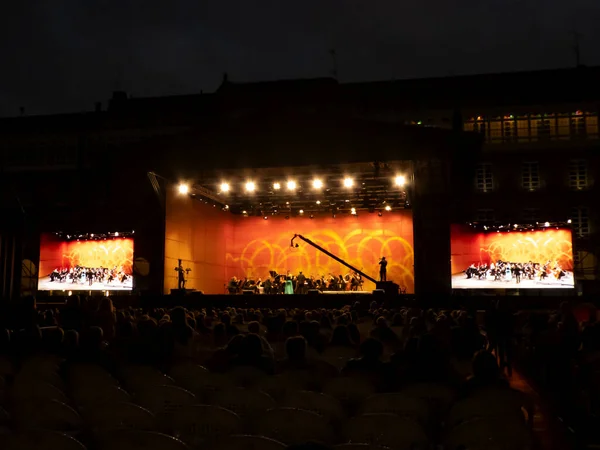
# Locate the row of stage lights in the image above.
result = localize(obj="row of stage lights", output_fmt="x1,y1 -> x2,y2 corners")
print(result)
246,204 -> 395,220
469,220 -> 572,232
178,175 -> 407,196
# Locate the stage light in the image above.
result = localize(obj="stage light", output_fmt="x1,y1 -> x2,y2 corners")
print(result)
385,205 -> 392,211
178,183 -> 189,195
263,216 -> 268,220
287,180 -> 297,191
90,234 -> 94,237
114,232 -> 119,237
343,177 -> 354,188
568,219 -> 572,224
514,224 -> 518,228
299,209 -> 304,215
312,179 -> 323,189
242,210 -> 247,214
220,182 -> 230,193
544,222 -> 550,227
316,200 -> 321,205
245,181 -> 256,192
395,175 -> 406,186
350,208 -> 357,215
273,182 -> 281,190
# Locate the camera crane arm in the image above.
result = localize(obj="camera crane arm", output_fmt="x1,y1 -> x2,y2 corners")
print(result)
290,234 -> 377,284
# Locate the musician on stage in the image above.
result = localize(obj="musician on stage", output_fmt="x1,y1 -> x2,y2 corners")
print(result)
379,257 -> 388,282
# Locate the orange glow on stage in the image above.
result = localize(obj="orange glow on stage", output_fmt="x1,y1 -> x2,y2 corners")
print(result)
226,213 -> 414,292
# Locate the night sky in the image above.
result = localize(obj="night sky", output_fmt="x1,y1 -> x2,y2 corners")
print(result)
2,1 -> 600,117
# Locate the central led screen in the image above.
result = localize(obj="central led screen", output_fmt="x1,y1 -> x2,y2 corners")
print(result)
450,224 -> 574,289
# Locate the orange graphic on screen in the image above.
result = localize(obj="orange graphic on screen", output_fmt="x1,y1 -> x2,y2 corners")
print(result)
480,229 -> 573,270
39,235 -> 134,277
225,214 -> 414,292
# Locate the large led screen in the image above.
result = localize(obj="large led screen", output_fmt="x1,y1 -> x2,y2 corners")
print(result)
38,232 -> 134,291
451,224 -> 574,289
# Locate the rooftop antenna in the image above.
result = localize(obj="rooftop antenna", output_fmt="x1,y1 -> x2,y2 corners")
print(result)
570,30 -> 583,67
329,49 -> 338,79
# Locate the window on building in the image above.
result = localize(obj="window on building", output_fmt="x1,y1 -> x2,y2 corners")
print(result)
522,161 -> 540,191
522,208 -> 540,223
568,159 -> 588,190
502,116 -> 517,142
465,112 -> 599,144
571,207 -> 590,237
475,163 -> 493,193
475,209 -> 495,223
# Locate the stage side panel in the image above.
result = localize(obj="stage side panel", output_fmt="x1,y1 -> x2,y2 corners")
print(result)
226,211 -> 414,293
164,189 -> 230,294
39,233 -> 67,278
450,224 -> 486,274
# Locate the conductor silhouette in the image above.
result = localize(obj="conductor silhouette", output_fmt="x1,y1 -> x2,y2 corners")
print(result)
175,259 -> 187,290
379,257 -> 388,282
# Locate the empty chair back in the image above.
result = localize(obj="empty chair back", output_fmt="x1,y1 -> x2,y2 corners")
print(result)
323,377 -> 376,408
134,385 -> 196,415
400,383 -> 457,414
69,364 -> 119,388
12,399 -> 83,432
281,390 -> 345,424
219,435 -> 286,450
362,393 -> 431,425
170,405 -> 242,448
10,380 -> 67,403
444,416 -> 533,450
255,407 -> 335,445
0,431 -> 87,450
120,365 -> 175,391
343,413 -> 429,450
72,384 -> 131,407
96,430 -> 190,450
213,387 -> 276,419
82,402 -> 155,431
168,364 -> 209,391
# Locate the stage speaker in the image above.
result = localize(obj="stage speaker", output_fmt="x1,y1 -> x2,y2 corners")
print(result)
308,289 -> 321,294
372,289 -> 386,295
242,290 -> 254,295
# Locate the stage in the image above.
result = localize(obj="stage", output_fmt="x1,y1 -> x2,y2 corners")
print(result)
451,273 -> 575,290
37,276 -> 133,292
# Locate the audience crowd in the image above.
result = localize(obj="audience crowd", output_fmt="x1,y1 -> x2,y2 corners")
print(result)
0,295 -> 590,449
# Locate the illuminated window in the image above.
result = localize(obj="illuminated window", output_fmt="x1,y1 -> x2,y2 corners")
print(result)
568,159 -> 588,190
475,163 -> 493,193
502,116 -> 517,142
521,208 -> 540,223
488,119 -> 502,143
571,207 -> 590,237
475,209 -> 495,223
522,161 -> 540,191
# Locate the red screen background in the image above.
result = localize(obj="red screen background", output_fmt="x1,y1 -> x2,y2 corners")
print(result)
39,234 -> 134,277
165,189 -> 414,293
450,224 -> 574,274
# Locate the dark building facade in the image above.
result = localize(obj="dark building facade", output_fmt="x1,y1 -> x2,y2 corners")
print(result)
1,65 -> 597,297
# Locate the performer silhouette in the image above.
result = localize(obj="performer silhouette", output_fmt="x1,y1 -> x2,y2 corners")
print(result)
175,259 -> 190,290
379,257 -> 388,282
